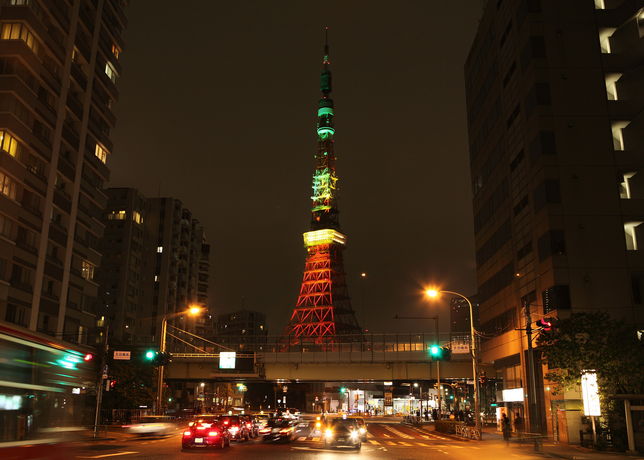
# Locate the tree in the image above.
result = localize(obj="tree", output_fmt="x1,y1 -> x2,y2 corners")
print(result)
102,359 -> 156,413
537,312 -> 644,396
537,311 -> 644,450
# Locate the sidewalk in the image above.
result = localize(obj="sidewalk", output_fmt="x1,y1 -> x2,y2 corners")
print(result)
416,423 -> 644,460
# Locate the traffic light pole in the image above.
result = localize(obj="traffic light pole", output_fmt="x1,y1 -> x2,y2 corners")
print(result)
156,317 -> 168,415
93,326 -> 109,438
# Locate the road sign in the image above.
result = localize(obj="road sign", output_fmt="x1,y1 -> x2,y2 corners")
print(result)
219,352 -> 236,369
113,351 -> 131,360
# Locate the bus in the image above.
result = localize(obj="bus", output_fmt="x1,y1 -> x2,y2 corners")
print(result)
0,323 -> 97,458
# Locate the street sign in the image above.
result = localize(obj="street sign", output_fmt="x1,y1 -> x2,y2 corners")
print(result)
113,350 -> 131,360
219,352 -> 236,369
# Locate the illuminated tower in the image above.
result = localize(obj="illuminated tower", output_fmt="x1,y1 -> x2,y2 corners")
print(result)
285,31 -> 362,341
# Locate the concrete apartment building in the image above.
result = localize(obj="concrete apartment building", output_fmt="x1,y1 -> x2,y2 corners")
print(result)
465,0 -> 643,443
0,0 -> 126,345
215,309 -> 268,344
98,188 -> 212,345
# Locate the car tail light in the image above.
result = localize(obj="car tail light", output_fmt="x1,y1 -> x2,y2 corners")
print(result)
208,431 -> 219,437
188,422 -> 194,427
246,423 -> 252,428
229,426 -> 239,432
260,428 -> 270,434
183,431 -> 192,437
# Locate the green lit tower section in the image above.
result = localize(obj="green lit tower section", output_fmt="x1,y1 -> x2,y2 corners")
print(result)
285,31 -> 362,341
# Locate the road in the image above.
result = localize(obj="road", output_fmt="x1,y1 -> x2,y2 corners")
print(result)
66,422 -> 553,459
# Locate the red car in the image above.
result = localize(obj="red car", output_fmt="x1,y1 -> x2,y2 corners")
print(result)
182,416 -> 231,449
219,415 -> 251,441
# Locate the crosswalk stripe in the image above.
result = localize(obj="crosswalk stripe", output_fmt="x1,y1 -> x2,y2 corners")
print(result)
421,435 -> 430,439
417,442 -> 429,447
384,426 -> 414,439
367,432 -> 374,439
399,442 -> 413,446
452,445 -> 464,448
385,441 -> 396,446
382,433 -> 391,438
369,440 -> 381,445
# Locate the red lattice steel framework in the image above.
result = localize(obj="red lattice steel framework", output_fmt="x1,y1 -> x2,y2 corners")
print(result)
284,31 -> 361,343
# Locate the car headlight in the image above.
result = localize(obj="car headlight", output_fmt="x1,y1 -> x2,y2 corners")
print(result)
350,431 -> 359,440
325,429 -> 334,439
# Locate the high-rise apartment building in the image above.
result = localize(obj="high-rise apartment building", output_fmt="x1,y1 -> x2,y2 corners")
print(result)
99,188 -> 212,345
215,309 -> 267,346
465,0 -> 643,442
0,0 -> 126,343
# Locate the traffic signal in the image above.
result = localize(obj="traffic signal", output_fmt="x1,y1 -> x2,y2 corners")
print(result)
83,353 -> 94,361
428,345 -> 452,361
156,351 -> 172,366
110,379 -> 116,389
339,387 -> 347,394
144,350 -> 157,361
536,318 -> 554,332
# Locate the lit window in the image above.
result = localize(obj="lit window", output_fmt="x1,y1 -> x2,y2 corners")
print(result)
625,222 -> 644,250
598,28 -> 615,54
0,23 -> 38,52
111,44 -> 121,59
0,130 -> 18,157
94,143 -> 108,163
612,121 -> 630,151
620,172 -> 637,199
133,211 -> 143,224
594,0 -> 605,9
104,61 -> 118,83
157,246 -> 163,253
154,275 -> 159,282
605,73 -> 621,101
108,210 -> 126,220
0,171 -> 17,200
81,259 -> 95,280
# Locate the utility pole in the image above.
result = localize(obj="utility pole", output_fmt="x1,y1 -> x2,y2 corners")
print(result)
93,326 -> 109,438
156,317 -> 168,415
524,300 -> 542,436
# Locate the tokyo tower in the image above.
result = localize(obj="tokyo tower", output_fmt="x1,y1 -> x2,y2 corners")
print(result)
284,30 -> 362,341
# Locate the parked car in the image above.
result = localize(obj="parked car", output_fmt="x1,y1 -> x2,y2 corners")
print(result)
124,416 -> 176,436
350,417 -> 368,441
218,415 -> 250,441
260,418 -> 296,442
324,418 -> 361,450
182,416 -> 230,449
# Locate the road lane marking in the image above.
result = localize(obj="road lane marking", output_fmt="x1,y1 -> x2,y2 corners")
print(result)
77,453 -> 139,459
384,425 -> 414,439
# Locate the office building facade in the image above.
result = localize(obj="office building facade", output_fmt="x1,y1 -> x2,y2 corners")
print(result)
465,0 -> 643,442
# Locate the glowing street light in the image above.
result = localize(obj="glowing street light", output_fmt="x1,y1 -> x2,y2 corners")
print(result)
425,288 -> 481,436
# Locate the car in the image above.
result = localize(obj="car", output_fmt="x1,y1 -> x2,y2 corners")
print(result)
218,415 -> 250,441
286,408 -> 301,419
255,414 -> 270,430
182,416 -> 230,449
124,416 -> 176,436
323,418 -> 361,450
350,417 -> 368,441
260,418 -> 296,442
241,415 -> 259,438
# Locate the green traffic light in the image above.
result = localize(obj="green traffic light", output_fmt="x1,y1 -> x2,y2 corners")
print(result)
339,387 -> 347,394
429,345 -> 441,356
145,350 -> 155,360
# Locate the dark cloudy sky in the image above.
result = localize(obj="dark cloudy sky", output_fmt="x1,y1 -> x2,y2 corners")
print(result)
110,1 -> 485,334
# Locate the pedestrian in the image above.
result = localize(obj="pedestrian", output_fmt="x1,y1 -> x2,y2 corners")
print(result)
424,409 -> 429,421
432,408 -> 438,421
501,413 -> 511,445
514,413 -> 524,436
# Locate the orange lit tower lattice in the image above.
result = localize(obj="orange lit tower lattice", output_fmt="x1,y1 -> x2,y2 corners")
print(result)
284,31 -> 362,342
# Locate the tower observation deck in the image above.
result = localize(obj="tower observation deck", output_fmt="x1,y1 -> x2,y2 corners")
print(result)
284,30 -> 362,342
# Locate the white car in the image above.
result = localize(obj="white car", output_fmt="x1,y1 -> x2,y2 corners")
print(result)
125,416 -> 176,436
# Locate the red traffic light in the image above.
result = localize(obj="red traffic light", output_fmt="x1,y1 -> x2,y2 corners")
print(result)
83,353 -> 94,361
536,318 -> 553,331
110,379 -> 116,388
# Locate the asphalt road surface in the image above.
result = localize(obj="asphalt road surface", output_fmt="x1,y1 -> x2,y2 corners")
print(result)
66,422 -> 554,459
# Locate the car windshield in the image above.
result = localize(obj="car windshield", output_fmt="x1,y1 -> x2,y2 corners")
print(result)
219,416 -> 240,425
268,419 -> 291,428
192,417 -> 218,424
330,419 -> 357,429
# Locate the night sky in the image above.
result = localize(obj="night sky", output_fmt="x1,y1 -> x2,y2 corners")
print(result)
110,1 -> 485,334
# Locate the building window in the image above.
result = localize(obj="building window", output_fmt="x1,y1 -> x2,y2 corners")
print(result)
111,44 -> 121,59
9,0 -> 31,5
157,246 -> 163,253
594,0 -> 605,8
133,211 -> 143,224
81,259 -> 95,280
537,230 -> 566,261
95,143 -> 108,163
104,61 -> 118,83
620,172 -> 637,199
108,210 -> 126,220
625,222 -> 644,251
605,73 -> 621,101
154,275 -> 159,282
0,130 -> 18,157
0,22 -> 38,52
0,171 -> 17,200
599,28 -> 615,54
542,285 -> 571,314
612,121 -> 629,151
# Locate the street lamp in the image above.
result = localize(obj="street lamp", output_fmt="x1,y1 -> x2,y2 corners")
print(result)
426,288 -> 481,435
156,304 -> 204,414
